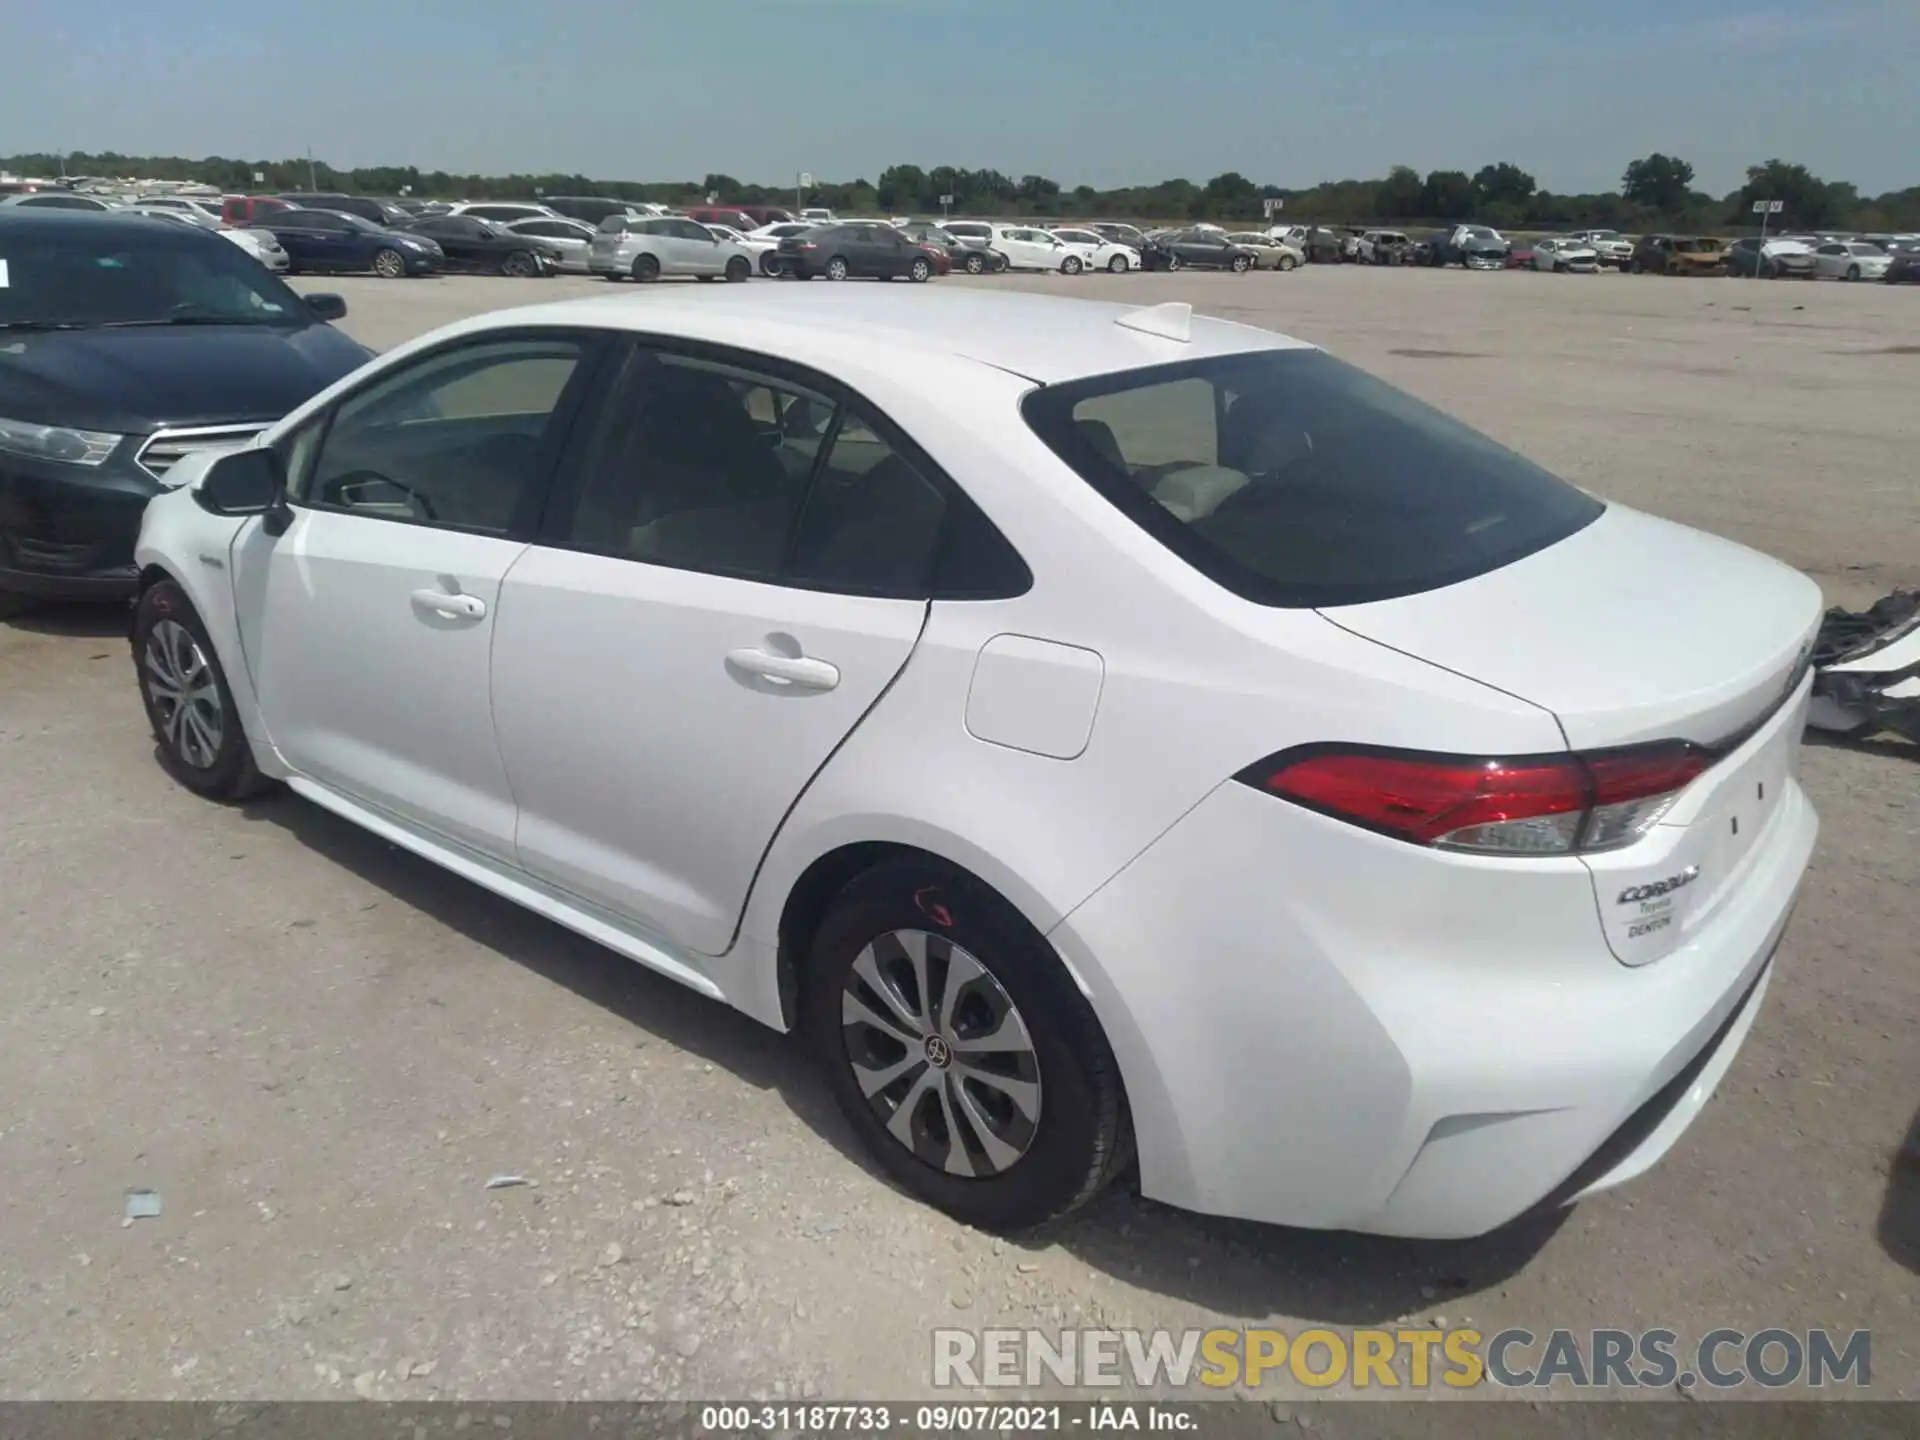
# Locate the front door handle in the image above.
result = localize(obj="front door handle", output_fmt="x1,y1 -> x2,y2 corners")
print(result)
726,648 -> 840,691
411,589 -> 487,620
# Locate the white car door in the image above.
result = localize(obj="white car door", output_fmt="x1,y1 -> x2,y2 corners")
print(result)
1811,243 -> 1845,278
231,332 -> 602,862
996,227 -> 1043,268
674,219 -> 727,274
490,342 -> 955,957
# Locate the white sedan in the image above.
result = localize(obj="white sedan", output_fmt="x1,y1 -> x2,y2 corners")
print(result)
1046,226 -> 1141,273
1809,241 -> 1891,281
503,216 -> 599,273
130,287 -> 1819,1239
1530,236 -> 1600,273
702,222 -> 785,276
991,224 -> 1100,273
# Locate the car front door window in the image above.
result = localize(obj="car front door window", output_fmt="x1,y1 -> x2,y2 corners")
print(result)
301,337 -> 587,535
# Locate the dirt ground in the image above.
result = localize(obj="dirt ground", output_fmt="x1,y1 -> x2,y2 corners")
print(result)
1,266 -> 1914,1408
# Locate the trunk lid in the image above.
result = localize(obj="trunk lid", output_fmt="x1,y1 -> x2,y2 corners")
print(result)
1323,504 -> 1824,967
1321,504 -> 1823,752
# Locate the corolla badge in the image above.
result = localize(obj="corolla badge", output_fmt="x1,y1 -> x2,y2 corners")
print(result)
1617,867 -> 1701,906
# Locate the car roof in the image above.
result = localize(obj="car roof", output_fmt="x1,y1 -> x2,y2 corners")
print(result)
0,208 -> 215,242
416,287 -> 1311,385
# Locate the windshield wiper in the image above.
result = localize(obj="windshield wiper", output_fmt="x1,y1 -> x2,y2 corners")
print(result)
96,316 -> 282,329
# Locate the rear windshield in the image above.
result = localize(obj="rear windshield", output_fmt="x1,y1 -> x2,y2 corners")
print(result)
1020,350 -> 1604,608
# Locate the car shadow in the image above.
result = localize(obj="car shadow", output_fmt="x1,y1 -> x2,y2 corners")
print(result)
2,598 -> 129,638
1880,1106 -> 1920,1275
1803,728 -> 1917,762
241,787 -> 1563,1325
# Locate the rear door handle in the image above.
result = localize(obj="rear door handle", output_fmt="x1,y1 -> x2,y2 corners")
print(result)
411,589 -> 487,620
727,648 -> 840,691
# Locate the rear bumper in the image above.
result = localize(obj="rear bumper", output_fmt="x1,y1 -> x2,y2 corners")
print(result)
1049,772 -> 1816,1239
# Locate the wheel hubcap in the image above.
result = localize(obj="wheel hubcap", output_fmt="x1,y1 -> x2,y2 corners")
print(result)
841,929 -> 1042,1178
143,618 -> 224,769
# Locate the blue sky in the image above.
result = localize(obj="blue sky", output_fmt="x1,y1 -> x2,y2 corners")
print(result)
2,0 -> 1914,195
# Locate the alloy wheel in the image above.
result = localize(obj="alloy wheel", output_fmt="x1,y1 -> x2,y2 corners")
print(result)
827,257 -> 850,280
840,929 -> 1042,1178
372,248 -> 405,278
143,619 -> 225,770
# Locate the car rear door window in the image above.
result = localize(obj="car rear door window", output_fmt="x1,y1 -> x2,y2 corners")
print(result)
558,349 -> 824,581
1023,349 -> 1603,608
553,344 -> 1016,599
299,336 -> 588,536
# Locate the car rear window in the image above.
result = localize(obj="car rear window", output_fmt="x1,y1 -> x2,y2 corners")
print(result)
1020,349 -> 1604,608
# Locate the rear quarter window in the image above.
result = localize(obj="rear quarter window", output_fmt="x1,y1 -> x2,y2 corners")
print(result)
1021,349 -> 1604,608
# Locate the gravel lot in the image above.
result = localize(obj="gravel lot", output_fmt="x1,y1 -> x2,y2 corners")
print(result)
1,266 -> 1914,1407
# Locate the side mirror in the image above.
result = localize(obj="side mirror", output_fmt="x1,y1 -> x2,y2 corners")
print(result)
197,448 -> 291,532
307,293 -> 348,322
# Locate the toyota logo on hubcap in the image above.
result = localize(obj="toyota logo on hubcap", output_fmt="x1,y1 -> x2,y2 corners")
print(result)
923,1035 -> 954,1069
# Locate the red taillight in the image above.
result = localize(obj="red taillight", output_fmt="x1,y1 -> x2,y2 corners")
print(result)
1242,743 -> 1711,856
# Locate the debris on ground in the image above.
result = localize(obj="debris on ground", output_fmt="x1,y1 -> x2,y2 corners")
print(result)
1807,589 -> 1920,743
483,1175 -> 533,1191
124,1189 -> 162,1220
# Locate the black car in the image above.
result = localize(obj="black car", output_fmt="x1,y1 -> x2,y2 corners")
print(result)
1139,229 -> 1257,272
263,209 -> 444,277
398,215 -> 562,276
276,192 -> 415,228
1885,247 -> 1920,284
896,221 -> 1008,275
0,211 -> 368,614
776,224 -> 940,281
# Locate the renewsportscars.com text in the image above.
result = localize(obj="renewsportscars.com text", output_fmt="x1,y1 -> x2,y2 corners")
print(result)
932,1326 -> 1872,1391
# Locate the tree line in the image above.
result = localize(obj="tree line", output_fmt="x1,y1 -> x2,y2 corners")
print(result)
6,150 -> 1915,233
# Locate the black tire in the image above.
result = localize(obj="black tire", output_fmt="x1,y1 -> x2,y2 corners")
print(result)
1061,255 -> 1083,276
909,257 -> 931,283
131,579 -> 266,802
964,252 -> 986,275
825,256 -> 850,281
725,256 -> 751,283
371,248 -> 406,279
632,253 -> 661,282
1230,254 -> 1252,273
760,252 -> 783,277
804,859 -> 1133,1232
1846,265 -> 1861,282
1107,254 -> 1128,274
501,250 -> 538,278
1277,254 -> 1298,272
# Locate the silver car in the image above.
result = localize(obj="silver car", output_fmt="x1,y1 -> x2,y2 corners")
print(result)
504,217 -> 597,273
589,215 -> 755,282
223,226 -> 292,273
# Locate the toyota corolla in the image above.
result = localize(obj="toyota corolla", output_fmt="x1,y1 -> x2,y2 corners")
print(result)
127,288 -> 1819,1238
